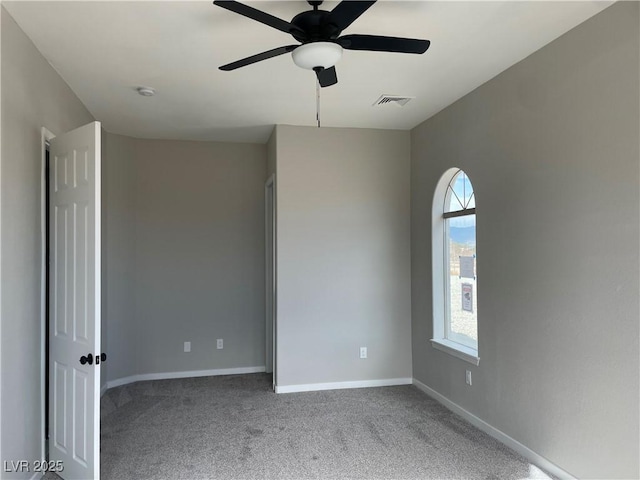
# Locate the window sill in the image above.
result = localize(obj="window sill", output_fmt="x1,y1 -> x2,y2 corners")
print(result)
430,338 -> 480,366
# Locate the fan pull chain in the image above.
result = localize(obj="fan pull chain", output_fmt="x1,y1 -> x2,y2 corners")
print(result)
316,78 -> 321,128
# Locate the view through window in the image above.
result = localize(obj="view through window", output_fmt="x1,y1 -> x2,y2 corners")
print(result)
444,170 -> 477,350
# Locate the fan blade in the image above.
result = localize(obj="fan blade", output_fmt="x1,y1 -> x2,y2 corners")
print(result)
213,1 -> 305,37
338,34 -> 430,54
220,45 -> 298,71
315,66 -> 338,88
328,1 -> 376,32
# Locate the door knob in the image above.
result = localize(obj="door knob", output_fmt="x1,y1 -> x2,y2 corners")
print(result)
80,353 -> 94,365
96,353 -> 107,365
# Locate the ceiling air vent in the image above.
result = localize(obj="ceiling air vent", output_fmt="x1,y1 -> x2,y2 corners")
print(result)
373,95 -> 414,107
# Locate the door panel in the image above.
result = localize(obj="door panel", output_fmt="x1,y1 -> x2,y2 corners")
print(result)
49,121 -> 101,480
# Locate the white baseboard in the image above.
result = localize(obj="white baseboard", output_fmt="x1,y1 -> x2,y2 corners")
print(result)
275,377 -> 412,394
104,366 -> 266,392
100,383 -> 108,397
412,378 -> 576,480
30,472 -> 42,480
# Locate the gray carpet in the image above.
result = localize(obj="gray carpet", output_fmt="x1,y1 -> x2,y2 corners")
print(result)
99,374 -> 552,480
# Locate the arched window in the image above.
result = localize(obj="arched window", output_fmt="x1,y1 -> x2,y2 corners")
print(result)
431,169 -> 479,365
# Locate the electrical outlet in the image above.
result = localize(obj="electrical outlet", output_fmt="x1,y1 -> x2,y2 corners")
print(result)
360,347 -> 367,359
217,339 -> 223,350
465,370 -> 472,386
184,341 -> 191,353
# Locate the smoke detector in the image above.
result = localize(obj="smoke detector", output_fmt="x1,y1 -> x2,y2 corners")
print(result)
136,86 -> 156,97
373,95 -> 414,107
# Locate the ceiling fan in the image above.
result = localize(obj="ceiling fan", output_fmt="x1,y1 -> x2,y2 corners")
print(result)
213,0 -> 431,87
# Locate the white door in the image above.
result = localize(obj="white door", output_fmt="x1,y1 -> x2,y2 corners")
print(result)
49,121 -> 101,480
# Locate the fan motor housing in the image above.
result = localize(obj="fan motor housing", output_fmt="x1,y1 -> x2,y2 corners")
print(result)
291,10 -> 342,43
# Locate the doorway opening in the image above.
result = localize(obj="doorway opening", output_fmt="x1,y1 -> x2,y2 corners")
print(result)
41,127 -> 55,462
44,145 -> 50,444
265,175 -> 276,390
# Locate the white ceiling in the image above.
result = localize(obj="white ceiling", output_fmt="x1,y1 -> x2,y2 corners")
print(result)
4,1 -> 612,144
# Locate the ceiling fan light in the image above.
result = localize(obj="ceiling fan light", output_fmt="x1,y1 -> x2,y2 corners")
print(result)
292,42 -> 343,70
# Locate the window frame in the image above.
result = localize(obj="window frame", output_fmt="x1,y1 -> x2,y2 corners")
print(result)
430,168 -> 480,366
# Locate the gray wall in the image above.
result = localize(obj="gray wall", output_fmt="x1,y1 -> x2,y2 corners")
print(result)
0,7 -> 95,477
103,133 -> 138,381
102,137 -> 267,380
410,3 -> 639,478
274,125 -> 412,387
134,139 -> 267,374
